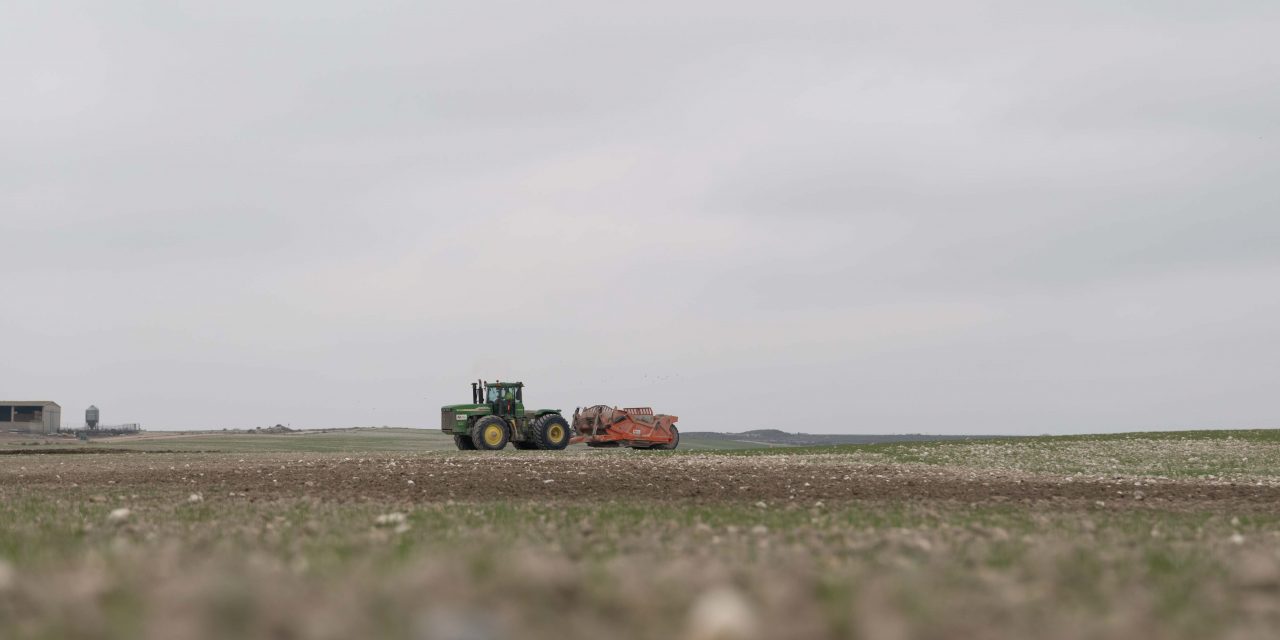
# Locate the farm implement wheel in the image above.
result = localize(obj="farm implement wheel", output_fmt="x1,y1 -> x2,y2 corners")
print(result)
653,425 -> 679,450
531,414 -> 571,450
471,416 -> 510,451
453,434 -> 478,450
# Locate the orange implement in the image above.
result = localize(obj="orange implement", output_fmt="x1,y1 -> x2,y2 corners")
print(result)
569,405 -> 680,450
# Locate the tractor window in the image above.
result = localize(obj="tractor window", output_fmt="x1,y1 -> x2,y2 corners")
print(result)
486,387 -> 518,402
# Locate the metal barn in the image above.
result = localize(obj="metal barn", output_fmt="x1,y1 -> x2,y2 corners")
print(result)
0,401 -> 61,434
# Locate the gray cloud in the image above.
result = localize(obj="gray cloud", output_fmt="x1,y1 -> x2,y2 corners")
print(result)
3,1 -> 1278,433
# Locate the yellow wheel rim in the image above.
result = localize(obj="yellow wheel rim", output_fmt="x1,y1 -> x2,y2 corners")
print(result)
548,424 -> 565,444
483,425 -> 504,446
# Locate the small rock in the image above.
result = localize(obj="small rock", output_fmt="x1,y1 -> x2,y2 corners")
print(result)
417,607 -> 499,640
188,493 -> 203,503
375,512 -> 407,527
1231,532 -> 1246,546
108,508 -> 131,523
751,524 -> 768,536
753,501 -> 767,509
685,586 -> 758,640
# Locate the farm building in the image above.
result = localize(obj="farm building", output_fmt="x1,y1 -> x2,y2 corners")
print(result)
0,401 -> 61,434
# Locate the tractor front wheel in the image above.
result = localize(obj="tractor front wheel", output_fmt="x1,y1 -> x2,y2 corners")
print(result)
453,434 -> 478,450
471,416 -> 510,450
531,414 -> 572,450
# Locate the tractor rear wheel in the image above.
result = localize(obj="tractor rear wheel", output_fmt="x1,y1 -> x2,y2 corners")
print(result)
453,434 -> 478,450
531,414 -> 572,450
653,425 -> 679,450
471,416 -> 510,451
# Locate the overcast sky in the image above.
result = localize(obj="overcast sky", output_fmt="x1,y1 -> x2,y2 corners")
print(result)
3,1 -> 1278,434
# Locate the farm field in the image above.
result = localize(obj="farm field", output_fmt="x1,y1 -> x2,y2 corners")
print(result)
0,427 -> 773,453
3,429 -> 1280,639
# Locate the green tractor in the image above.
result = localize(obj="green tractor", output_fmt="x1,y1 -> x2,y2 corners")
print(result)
440,380 -> 573,451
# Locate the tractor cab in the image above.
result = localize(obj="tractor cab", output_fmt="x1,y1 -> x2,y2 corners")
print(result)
475,380 -> 523,417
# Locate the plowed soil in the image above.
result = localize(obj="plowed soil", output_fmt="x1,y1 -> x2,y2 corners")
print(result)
6,436 -> 1280,640
7,451 -> 1278,511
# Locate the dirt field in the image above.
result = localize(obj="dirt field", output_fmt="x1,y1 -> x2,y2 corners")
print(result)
3,431 -> 1280,639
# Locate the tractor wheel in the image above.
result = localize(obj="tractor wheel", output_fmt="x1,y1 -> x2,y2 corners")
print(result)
471,416 -> 510,451
653,425 -> 679,450
530,414 -> 572,450
453,434 -> 478,450
512,441 -> 538,450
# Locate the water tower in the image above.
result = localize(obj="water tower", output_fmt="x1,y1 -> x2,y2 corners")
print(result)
86,405 -> 100,429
